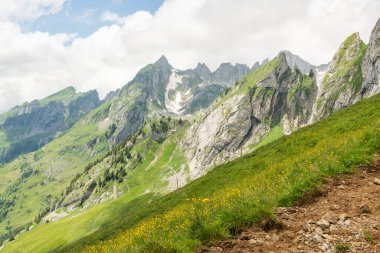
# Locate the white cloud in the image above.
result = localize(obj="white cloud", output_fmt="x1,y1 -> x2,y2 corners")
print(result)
0,0 -> 379,113
102,10 -> 153,31
0,0 -> 66,21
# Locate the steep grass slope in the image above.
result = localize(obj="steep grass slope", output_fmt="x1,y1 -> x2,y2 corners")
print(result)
0,104 -> 112,242
80,94 -> 380,253
3,92 -> 379,253
71,95 -> 380,253
0,118 -> 190,253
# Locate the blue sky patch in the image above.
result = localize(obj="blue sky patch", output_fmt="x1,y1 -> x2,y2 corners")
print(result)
21,0 -> 164,37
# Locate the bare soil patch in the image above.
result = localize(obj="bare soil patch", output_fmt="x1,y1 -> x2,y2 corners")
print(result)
201,157 -> 380,253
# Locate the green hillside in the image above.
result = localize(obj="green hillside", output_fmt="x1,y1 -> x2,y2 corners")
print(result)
0,61 -> 169,244
0,103 -> 111,242
3,92 -> 379,252
0,117 -> 190,253
0,87 -> 100,163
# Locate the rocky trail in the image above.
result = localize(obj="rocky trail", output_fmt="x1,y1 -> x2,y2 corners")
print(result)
202,157 -> 380,253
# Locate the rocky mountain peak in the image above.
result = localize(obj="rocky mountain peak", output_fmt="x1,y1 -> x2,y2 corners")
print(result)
42,86 -> 77,101
281,50 -> 316,75
371,17 -> 380,40
195,62 -> 208,69
311,32 -> 367,122
329,33 -> 363,71
212,62 -> 250,86
194,62 -> 212,79
217,62 -> 233,68
183,53 -> 319,176
251,61 -> 260,72
154,55 -> 172,69
277,51 -> 291,69
236,63 -> 250,71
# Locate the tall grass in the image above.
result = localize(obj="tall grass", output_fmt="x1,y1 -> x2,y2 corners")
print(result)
76,94 -> 380,253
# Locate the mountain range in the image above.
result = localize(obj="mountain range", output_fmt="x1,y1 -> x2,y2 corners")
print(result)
0,17 -> 379,253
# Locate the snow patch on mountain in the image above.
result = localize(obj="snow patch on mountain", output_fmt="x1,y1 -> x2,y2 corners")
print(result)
165,70 -> 184,114
164,70 -> 196,115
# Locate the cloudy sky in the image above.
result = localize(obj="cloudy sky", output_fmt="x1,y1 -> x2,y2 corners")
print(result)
0,0 -> 379,113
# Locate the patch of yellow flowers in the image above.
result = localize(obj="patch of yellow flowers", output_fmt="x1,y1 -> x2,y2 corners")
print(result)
84,119 -> 380,253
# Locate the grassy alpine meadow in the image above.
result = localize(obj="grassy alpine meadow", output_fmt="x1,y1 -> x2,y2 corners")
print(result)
3,94 -> 380,253
0,122 -> 190,253
68,94 -> 380,252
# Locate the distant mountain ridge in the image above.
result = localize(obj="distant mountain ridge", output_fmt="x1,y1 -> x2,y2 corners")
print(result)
148,55 -> 253,115
0,56 -> 251,164
282,50 -> 328,74
0,87 -> 100,163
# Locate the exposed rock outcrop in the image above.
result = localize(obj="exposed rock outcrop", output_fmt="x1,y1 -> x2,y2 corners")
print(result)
194,62 -> 212,80
362,18 -> 380,97
312,33 -> 367,121
211,63 -> 250,86
102,88 -> 121,103
283,50 -> 316,75
312,19 -> 380,122
183,53 -> 318,178
67,90 -> 100,126
183,19 -> 380,180
157,59 -> 254,115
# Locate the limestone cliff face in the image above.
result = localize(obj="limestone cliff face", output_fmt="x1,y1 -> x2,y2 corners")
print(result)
105,56 -> 174,145
194,63 -> 212,80
102,89 -> 121,104
182,53 -> 318,178
362,18 -> 380,98
312,18 -> 380,122
210,63 -> 250,86
67,90 -> 100,126
282,50 -> 327,75
182,19 -> 380,179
